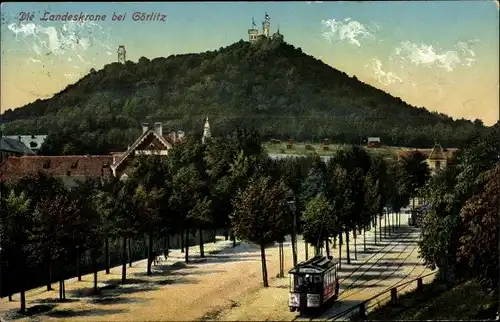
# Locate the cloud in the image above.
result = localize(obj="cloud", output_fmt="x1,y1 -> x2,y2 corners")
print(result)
391,40 -> 478,72
4,20 -> 112,100
321,18 -> 373,47
6,21 -> 109,57
366,58 -> 403,86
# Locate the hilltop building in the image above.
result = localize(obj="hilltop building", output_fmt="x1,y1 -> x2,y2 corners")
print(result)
248,13 -> 284,44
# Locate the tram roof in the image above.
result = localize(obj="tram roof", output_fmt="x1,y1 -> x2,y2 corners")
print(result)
288,256 -> 339,274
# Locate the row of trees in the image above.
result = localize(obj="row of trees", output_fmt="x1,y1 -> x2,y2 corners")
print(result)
418,123 -> 499,294
0,128 -> 431,313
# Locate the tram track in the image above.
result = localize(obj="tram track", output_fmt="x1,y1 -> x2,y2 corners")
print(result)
319,231 -> 423,321
336,228 -> 411,286
290,225 -> 417,322
337,231 -> 421,302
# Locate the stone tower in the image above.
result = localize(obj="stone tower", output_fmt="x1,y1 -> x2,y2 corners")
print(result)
117,45 -> 126,64
262,12 -> 271,38
202,117 -> 211,144
248,17 -> 259,43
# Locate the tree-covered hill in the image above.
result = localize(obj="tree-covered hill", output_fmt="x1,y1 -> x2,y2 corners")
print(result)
0,38 -> 487,155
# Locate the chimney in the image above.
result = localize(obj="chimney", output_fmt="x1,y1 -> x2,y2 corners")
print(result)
141,123 -> 149,134
169,131 -> 176,142
154,122 -> 163,136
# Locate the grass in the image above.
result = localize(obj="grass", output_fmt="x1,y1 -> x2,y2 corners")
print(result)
263,142 -> 401,160
366,278 -> 498,320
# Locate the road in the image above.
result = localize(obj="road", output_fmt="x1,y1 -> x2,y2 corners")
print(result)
0,213 -> 432,321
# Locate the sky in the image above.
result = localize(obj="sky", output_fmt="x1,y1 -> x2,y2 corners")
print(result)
1,1 -> 499,125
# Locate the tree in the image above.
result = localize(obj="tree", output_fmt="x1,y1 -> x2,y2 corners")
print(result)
0,190 -> 31,313
398,150 -> 430,209
301,193 -> 335,256
231,176 -> 291,287
169,165 -> 203,263
133,183 -> 164,275
28,193 -> 82,300
458,165 -> 499,290
97,177 -> 139,284
324,164 -> 354,267
13,173 -> 66,291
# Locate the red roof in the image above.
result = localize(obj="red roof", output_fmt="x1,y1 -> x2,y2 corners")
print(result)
0,155 -> 113,183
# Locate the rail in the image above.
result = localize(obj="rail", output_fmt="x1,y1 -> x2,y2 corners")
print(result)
327,271 -> 437,321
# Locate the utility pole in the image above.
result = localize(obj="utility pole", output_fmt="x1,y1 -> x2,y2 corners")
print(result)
0,123 -> 5,301
288,200 -> 298,267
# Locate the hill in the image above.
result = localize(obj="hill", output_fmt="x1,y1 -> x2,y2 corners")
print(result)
0,38 -> 487,155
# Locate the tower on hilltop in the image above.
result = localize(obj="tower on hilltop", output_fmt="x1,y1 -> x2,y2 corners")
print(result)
248,17 -> 259,43
262,12 -> 271,38
117,45 -> 126,64
247,13 -> 283,44
202,117 -> 211,144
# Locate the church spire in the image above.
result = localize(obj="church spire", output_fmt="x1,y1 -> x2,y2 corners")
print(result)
202,117 -> 211,144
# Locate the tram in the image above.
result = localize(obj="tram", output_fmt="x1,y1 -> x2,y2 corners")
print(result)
288,256 -> 340,314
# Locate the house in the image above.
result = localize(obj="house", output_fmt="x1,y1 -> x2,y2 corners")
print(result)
0,155 -> 113,188
0,136 -> 36,161
110,122 -> 184,179
0,121 -> 194,186
367,137 -> 381,148
5,134 -> 47,154
397,143 -> 458,175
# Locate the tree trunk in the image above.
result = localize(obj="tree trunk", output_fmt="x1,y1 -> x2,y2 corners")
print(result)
278,242 -> 284,278
147,232 -> 153,276
180,232 -> 184,252
47,259 -> 53,291
167,234 -> 171,250
292,208 -> 298,266
333,235 -> 337,249
105,237 -> 110,274
345,231 -> 351,264
59,280 -> 63,300
384,213 -> 387,238
338,232 -> 343,269
62,277 -> 66,300
224,229 -> 229,241
385,212 -> 392,236
128,238 -> 132,267
353,230 -> 358,260
379,216 -> 382,240
259,242 -> 269,287
77,248 -> 81,281
19,290 -> 26,313
374,216 -> 377,245
5,265 -> 12,301
185,229 -> 189,263
121,236 -> 127,284
199,228 -> 205,258
231,230 -> 237,247
91,251 -> 98,293
363,227 -> 367,252
212,228 -> 217,243
325,238 -> 330,257
305,242 -> 309,260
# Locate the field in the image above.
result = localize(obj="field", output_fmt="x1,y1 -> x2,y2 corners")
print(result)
263,142 -> 403,160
